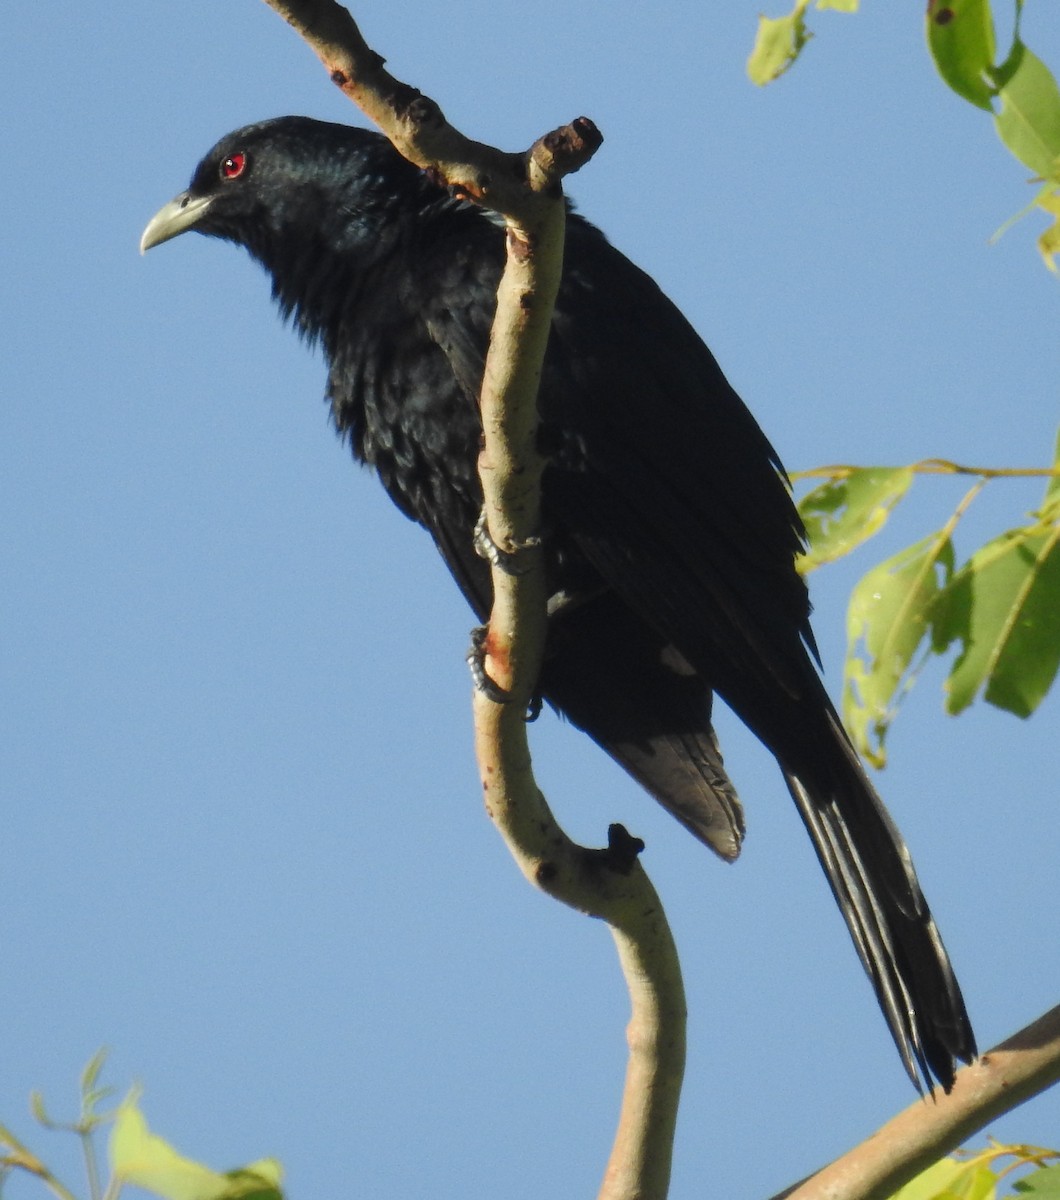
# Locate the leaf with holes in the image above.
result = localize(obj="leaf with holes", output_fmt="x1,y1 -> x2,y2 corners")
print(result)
843,531 -> 954,765
747,0 -> 812,85
926,0 -> 997,112
797,466 -> 914,573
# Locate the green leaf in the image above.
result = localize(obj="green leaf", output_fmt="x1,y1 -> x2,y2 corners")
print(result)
887,1152 -> 997,1199
931,521 -> 1060,717
990,43 -> 1060,177
747,0 -> 812,85
747,0 -> 856,84
29,1092 -> 50,1127
222,1162 -> 285,1200
843,531 -> 954,765
110,1095 -> 283,1200
1014,1163 -> 1060,1197
797,467 -> 914,573
926,0 -> 997,112
81,1049 -> 109,1098
81,1049 -> 115,1122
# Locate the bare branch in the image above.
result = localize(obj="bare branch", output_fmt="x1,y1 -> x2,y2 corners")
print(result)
473,187 -> 687,1200
259,0 -> 600,219
258,3 -> 683,1197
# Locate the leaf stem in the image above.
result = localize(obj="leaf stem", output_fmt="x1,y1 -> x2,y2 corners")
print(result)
80,1129 -> 102,1200
0,1125 -> 80,1200
792,459 -> 1060,482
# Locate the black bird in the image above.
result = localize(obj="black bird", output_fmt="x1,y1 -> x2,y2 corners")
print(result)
141,116 -> 975,1090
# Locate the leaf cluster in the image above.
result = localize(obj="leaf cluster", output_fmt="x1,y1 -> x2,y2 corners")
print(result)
747,1 -> 1060,268
927,0 -> 1060,267
891,1142 -> 1060,1199
0,1054 -> 284,1200
795,428 -> 1060,765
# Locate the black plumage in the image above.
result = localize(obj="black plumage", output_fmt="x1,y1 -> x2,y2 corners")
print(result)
141,116 -> 975,1089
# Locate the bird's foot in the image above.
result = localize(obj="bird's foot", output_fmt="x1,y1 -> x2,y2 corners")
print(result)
466,624 -> 512,704
473,508 -> 541,576
466,625 -> 543,722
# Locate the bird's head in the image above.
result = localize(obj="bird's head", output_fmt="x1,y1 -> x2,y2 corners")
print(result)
140,116 -> 430,262
140,116 -> 443,340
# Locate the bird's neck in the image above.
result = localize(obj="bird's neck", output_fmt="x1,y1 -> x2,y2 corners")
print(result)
248,215 -> 391,351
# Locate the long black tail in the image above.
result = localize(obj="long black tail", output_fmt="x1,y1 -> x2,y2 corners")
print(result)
783,708 -> 976,1091
539,590 -> 975,1088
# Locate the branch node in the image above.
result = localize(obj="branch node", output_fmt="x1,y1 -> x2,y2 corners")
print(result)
402,91 -> 444,129
535,860 -> 558,886
604,824 -> 647,875
527,117 -> 605,191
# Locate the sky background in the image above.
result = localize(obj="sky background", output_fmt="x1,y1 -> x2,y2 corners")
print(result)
4,3 -> 1060,1198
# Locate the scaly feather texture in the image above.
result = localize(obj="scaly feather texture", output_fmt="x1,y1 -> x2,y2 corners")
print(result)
141,116 -> 976,1089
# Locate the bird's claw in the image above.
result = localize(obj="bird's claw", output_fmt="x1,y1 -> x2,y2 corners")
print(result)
466,625 -> 543,721
466,625 -> 513,704
473,508 -> 541,576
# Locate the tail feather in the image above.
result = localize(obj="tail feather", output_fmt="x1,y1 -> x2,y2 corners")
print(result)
783,712 -> 976,1091
609,725 -> 745,862
539,590 -> 974,1086
540,591 -> 746,862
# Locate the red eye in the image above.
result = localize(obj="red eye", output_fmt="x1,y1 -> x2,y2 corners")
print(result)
220,152 -> 247,180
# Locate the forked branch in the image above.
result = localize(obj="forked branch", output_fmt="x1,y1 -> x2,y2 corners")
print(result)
255,7 -> 1060,1198
258,3 -> 684,1197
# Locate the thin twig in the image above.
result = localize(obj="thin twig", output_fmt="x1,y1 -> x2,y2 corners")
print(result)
258,0 -> 599,221
0,1126 -> 80,1200
792,459 -> 1060,482
80,1129 -> 102,1200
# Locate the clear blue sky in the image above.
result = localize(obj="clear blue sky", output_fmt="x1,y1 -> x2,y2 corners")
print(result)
4,3 -> 1060,1198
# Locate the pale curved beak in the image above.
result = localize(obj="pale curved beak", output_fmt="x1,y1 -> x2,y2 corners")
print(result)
139,191 -> 213,254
